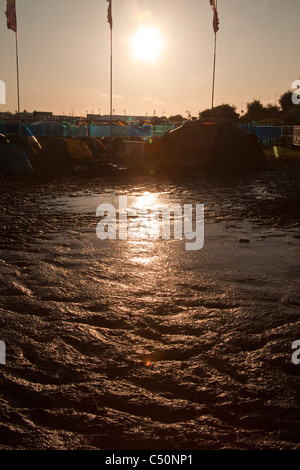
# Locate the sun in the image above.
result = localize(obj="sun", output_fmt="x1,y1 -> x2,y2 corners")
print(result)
130,26 -> 164,62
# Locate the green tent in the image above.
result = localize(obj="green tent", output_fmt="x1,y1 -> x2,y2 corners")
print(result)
159,118 -> 269,171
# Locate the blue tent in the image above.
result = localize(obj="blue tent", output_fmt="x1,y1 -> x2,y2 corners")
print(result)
29,120 -> 73,137
0,142 -> 35,174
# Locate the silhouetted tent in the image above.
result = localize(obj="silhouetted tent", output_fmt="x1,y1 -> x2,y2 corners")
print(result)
5,134 -> 41,162
0,121 -> 32,137
81,136 -> 109,158
0,122 -> 41,167
0,134 -> 8,145
159,118 -> 269,171
36,137 -> 93,171
0,142 -> 35,174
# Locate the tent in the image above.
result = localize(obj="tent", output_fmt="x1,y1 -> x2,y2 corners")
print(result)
0,134 -> 8,145
29,120 -> 73,138
36,137 -> 93,171
159,118 -> 269,171
0,142 -> 35,174
80,136 -> 109,158
0,121 -> 32,137
5,134 -> 41,161
0,122 -> 41,166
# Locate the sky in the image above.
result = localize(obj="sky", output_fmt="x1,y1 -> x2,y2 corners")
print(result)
0,0 -> 299,117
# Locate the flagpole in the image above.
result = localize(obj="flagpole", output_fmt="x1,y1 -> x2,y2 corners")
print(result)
211,0 -> 218,117
6,0 -> 20,114
109,0 -> 113,143
15,31 -> 20,114
211,31 -> 217,116
110,11 -> 112,142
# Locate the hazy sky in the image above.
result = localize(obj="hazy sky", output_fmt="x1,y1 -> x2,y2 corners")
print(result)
0,0 -> 299,117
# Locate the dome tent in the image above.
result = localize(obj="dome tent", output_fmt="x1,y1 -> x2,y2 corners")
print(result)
0,134 -> 8,145
36,137 -> 93,172
0,122 -> 41,172
159,118 -> 269,171
5,133 -> 41,162
0,142 -> 35,174
29,120 -> 73,138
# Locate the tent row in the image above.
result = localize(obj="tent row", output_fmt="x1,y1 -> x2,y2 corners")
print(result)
0,118 -> 269,175
0,135 -> 99,175
0,120 -> 164,139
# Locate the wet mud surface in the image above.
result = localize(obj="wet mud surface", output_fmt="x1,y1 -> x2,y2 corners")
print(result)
0,168 -> 299,450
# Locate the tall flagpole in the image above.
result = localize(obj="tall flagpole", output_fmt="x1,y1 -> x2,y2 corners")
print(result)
6,0 -> 20,114
210,0 -> 219,117
110,2 -> 112,141
211,29 -> 217,115
15,31 -> 20,114
107,0 -> 113,143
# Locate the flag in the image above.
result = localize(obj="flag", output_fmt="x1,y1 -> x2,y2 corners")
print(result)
209,0 -> 219,33
106,0 -> 112,29
6,0 -> 17,32
213,7 -> 219,33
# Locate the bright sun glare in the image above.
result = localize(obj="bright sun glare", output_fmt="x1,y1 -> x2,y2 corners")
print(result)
131,26 -> 164,62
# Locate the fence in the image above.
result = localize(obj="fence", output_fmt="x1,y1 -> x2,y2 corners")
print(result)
240,123 -> 294,146
1,120 -> 298,145
293,126 -> 300,146
0,121 -> 174,140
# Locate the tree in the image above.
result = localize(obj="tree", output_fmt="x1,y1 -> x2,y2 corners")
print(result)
265,103 -> 280,119
245,99 -> 265,121
200,104 -> 239,121
168,114 -> 184,124
279,91 -> 294,113
283,106 -> 300,125
278,90 -> 300,124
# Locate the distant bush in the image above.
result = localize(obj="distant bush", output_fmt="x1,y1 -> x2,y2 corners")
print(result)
200,104 -> 239,122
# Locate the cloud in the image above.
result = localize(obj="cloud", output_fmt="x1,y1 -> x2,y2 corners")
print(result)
94,88 -> 108,98
94,89 -> 122,100
141,97 -> 168,105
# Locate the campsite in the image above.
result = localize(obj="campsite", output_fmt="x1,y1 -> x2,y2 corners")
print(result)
0,0 -> 300,456
0,116 -> 298,178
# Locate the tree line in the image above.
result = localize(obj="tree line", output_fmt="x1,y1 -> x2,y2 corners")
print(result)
168,90 -> 300,125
